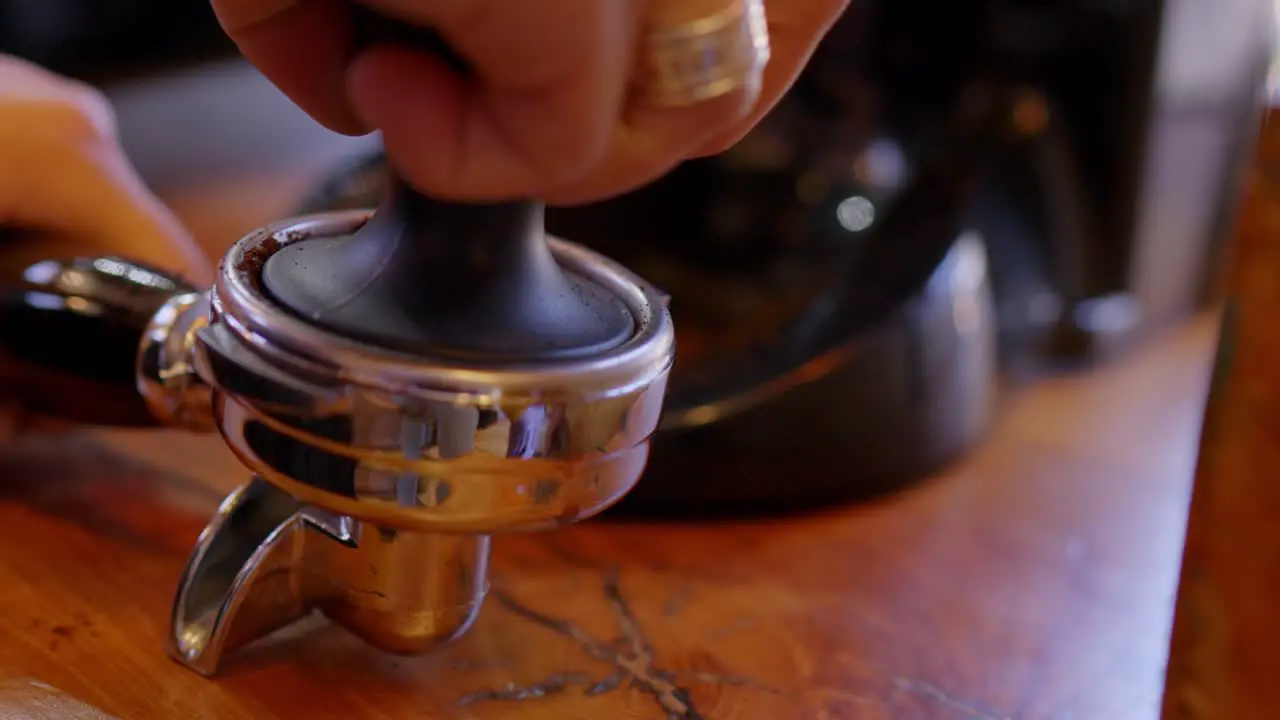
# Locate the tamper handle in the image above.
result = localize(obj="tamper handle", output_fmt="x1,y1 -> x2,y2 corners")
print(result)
262,174 -> 635,360
262,8 -> 636,360
0,251 -> 194,426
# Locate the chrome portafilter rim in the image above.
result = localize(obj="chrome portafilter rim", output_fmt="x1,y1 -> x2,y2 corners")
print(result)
193,210 -> 676,533
216,211 -> 674,396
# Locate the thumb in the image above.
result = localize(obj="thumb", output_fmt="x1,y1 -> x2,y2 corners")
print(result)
347,0 -> 638,199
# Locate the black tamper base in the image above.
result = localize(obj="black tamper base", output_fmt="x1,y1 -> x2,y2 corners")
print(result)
261,183 -> 635,362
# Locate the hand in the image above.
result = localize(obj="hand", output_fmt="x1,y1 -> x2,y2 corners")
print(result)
210,0 -> 848,204
0,55 -> 211,438
0,56 -> 209,279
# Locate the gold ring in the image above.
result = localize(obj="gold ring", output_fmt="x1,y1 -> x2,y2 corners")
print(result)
631,0 -> 771,108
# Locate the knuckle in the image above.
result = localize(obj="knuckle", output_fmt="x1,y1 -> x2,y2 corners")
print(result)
694,87 -> 758,128
630,87 -> 757,158
681,88 -> 766,156
636,87 -> 757,152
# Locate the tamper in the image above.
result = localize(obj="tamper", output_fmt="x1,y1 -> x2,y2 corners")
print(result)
0,182 -> 673,674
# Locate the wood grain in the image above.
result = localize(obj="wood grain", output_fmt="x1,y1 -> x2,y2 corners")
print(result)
1160,103 -> 1280,718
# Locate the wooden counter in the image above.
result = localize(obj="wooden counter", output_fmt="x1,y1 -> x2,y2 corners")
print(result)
0,61 -> 1219,718
0,310 -> 1217,719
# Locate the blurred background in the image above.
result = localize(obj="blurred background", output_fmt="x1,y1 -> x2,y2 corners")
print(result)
0,0 -> 1273,513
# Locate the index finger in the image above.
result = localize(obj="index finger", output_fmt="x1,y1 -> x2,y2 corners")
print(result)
210,0 -> 367,135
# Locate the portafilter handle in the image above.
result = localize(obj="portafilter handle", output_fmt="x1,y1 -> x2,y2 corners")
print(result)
0,250 -> 202,428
